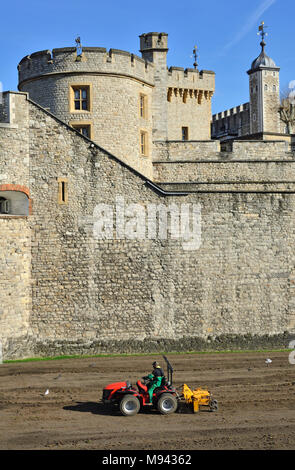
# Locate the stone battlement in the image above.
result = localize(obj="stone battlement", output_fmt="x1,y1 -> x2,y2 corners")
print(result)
167,66 -> 215,92
18,47 -> 155,87
212,102 -> 250,121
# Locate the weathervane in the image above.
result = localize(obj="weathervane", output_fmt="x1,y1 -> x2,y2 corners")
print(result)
75,36 -> 82,57
257,21 -> 268,48
192,45 -> 198,69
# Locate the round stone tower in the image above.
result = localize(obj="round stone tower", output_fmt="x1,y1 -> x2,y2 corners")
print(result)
17,45 -> 156,177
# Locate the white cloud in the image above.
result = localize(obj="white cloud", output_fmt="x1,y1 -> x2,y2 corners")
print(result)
222,0 -> 276,53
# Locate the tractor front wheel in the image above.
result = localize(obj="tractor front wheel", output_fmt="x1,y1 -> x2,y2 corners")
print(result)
157,393 -> 178,415
119,395 -> 140,416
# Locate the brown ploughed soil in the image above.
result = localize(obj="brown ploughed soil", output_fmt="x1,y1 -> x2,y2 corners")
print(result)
0,351 -> 294,450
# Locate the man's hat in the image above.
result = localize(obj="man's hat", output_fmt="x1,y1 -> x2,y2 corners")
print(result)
152,361 -> 159,367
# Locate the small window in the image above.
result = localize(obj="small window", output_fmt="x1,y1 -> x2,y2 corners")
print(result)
71,123 -> 91,138
140,131 -> 148,156
273,85 -> 276,92
71,85 -> 90,112
58,178 -> 68,205
182,127 -> 189,141
264,84 -> 268,91
139,94 -> 148,119
253,113 -> 256,122
0,197 -> 10,214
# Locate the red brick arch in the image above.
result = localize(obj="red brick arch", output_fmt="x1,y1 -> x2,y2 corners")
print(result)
0,184 -> 32,215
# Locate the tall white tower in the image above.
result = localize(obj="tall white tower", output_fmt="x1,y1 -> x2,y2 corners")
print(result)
247,22 -> 280,134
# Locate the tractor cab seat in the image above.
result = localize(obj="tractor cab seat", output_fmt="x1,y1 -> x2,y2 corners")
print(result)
154,376 -> 167,392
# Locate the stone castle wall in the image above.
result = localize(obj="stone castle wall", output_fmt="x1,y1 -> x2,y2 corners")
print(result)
26,99 -> 295,356
212,103 -> 251,138
0,217 -> 32,357
0,93 -> 32,357
1,93 -> 295,359
153,139 -> 294,183
153,140 -> 221,161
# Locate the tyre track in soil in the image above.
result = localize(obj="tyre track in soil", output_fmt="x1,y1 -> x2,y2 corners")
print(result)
0,351 -> 295,449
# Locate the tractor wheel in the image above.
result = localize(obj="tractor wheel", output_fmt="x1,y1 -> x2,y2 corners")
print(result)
209,399 -> 218,412
157,393 -> 178,415
119,395 -> 140,416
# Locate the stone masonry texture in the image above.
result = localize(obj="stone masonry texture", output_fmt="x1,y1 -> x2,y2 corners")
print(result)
0,31 -> 295,360
0,92 -> 295,359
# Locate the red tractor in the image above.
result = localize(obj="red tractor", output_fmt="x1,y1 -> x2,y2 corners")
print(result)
102,356 -> 179,416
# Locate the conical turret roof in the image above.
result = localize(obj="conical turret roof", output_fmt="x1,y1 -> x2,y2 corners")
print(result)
249,40 -> 279,72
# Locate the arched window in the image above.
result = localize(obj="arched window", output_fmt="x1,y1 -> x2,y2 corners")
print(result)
0,190 -> 29,215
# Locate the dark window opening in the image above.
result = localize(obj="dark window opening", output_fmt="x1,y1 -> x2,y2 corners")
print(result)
61,182 -> 66,203
0,197 -> 10,214
182,127 -> 189,141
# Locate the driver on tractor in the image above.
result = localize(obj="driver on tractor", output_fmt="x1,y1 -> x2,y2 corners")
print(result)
143,361 -> 165,403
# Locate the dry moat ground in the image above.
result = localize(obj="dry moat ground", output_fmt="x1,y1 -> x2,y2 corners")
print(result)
0,351 -> 295,450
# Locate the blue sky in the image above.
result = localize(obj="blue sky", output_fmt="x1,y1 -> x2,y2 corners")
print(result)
1,0 -> 294,114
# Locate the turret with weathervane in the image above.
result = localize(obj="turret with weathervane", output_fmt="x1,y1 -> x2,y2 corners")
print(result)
212,21 -> 285,140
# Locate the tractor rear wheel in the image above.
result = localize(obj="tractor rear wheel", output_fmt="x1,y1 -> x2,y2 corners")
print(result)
119,395 -> 140,416
157,393 -> 178,415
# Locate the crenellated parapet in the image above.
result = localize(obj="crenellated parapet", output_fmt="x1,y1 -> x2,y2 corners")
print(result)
167,67 -> 214,104
18,47 -> 155,87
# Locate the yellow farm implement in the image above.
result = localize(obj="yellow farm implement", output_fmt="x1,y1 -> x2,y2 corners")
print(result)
180,383 -> 218,413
